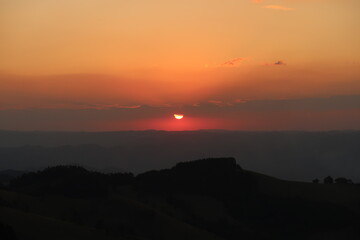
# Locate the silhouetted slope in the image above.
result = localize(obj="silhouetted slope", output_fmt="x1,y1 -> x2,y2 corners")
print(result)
136,158 -> 254,200
10,166 -> 133,198
247,170 -> 360,212
0,188 -> 222,240
1,158 -> 359,239
0,221 -> 18,240
0,206 -> 125,240
0,170 -> 26,185
135,158 -> 360,239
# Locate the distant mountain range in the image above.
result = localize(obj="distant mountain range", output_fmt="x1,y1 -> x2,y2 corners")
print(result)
0,130 -> 359,182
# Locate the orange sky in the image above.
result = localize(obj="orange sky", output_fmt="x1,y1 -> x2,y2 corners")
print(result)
1,0 -> 360,130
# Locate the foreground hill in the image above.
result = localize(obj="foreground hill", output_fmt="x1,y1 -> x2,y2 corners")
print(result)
1,158 -> 359,239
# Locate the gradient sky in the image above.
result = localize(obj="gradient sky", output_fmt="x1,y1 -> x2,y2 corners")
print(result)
1,0 -> 360,130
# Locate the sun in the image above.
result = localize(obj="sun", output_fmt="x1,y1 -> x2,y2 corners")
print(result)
174,114 -> 184,120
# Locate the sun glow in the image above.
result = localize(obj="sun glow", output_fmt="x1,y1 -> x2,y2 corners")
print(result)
174,114 -> 184,120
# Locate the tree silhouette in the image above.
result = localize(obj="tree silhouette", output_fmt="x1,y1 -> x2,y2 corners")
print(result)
0,222 -> 18,240
335,177 -> 353,184
324,176 -> 333,184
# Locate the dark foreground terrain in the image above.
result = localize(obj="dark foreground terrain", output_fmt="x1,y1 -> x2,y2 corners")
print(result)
1,158 -> 360,240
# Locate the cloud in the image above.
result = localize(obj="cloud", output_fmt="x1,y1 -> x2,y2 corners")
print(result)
220,58 -> 246,67
59,103 -> 142,110
234,99 -> 249,104
264,5 -> 294,11
208,100 -> 223,104
95,104 -> 142,110
208,100 -> 224,106
274,60 -> 286,65
263,60 -> 286,66
252,0 -> 263,3
1,95 -> 359,131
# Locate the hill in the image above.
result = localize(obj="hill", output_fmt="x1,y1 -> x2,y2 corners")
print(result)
0,170 -> 27,185
1,158 -> 359,239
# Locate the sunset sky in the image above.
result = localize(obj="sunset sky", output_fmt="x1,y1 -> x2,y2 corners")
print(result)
1,0 -> 360,130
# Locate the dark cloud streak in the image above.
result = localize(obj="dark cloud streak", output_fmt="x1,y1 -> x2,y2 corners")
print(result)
0,95 -> 359,131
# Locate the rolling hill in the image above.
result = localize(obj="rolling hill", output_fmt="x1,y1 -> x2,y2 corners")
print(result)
1,158 -> 359,239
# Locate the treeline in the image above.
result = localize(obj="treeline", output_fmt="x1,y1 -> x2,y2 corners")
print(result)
9,165 -> 133,198
7,158 -> 251,199
312,176 -> 354,184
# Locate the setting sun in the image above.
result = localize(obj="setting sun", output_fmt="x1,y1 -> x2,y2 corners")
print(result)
174,114 -> 184,120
